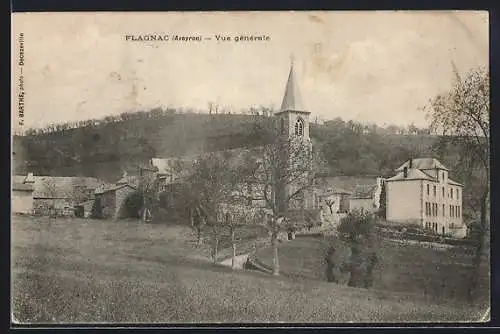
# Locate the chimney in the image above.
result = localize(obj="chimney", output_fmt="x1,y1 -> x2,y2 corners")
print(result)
403,167 -> 408,178
409,158 -> 413,169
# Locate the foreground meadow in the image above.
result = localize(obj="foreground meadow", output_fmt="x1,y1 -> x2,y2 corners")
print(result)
11,216 -> 487,324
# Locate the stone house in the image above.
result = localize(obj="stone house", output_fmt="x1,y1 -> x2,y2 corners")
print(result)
94,182 -> 137,220
31,176 -> 104,216
385,158 -> 465,238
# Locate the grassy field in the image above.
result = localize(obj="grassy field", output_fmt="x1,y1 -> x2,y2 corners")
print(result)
12,216 -> 487,324
254,235 -> 490,306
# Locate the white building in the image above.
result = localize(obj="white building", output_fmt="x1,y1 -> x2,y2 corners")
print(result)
385,158 -> 465,238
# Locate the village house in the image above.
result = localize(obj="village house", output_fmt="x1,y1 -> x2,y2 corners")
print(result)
385,158 -> 466,238
348,178 -> 384,214
12,173 -> 35,214
315,187 -> 350,214
29,175 -> 104,216
93,174 -> 138,220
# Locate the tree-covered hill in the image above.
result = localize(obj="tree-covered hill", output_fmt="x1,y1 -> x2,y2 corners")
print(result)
12,108 -> 458,183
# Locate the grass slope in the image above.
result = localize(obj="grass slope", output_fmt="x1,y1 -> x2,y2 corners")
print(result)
254,235 -> 490,307
11,216 -> 484,324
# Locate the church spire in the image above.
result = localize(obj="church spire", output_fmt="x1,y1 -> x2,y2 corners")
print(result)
279,57 -> 306,113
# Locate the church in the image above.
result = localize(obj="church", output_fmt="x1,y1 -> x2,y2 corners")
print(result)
151,59 -> 318,223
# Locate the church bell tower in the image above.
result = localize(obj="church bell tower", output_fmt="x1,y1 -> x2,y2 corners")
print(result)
275,59 -> 311,144
275,58 -> 314,212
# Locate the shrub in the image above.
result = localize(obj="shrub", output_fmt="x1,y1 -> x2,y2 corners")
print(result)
336,210 -> 380,288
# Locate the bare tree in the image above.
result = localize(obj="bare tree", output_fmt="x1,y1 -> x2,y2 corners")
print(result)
184,152 -> 241,263
425,66 -> 489,303
219,203 -> 261,269
325,198 -> 335,214
138,164 -> 160,223
242,122 -> 316,275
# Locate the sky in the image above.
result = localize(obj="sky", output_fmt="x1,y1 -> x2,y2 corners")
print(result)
11,11 -> 488,131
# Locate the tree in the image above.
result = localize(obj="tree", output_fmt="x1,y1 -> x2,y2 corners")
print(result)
242,120 -> 316,275
183,151 -> 244,263
137,164 -> 160,223
337,210 -> 379,288
425,66 -> 489,303
378,180 -> 387,220
324,198 -> 335,214
219,203 -> 260,269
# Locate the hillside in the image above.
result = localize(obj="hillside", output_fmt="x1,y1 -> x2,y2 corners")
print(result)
12,110 -> 454,183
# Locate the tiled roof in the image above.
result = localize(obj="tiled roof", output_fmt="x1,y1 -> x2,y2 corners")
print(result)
319,187 -> 351,195
13,183 -> 33,191
395,158 -> 449,172
350,184 -> 378,199
448,178 -> 463,186
316,176 -> 378,193
95,183 -> 136,195
386,169 -> 436,182
116,175 -> 140,187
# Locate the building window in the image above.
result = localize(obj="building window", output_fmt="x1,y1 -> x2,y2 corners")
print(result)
280,118 -> 286,135
294,118 -> 304,136
450,205 -> 454,217
433,185 -> 436,196
442,204 -> 445,217
450,188 -> 453,199
427,184 -> 430,196
456,188 -> 459,200
442,187 -> 445,197
425,202 -> 430,216
458,206 -> 461,217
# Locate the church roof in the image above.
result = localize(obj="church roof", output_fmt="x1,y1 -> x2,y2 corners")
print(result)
276,62 -> 309,115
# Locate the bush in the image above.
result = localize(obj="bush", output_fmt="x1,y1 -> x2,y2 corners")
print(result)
336,210 -> 379,288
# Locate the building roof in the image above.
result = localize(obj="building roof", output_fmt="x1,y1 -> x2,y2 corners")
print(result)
31,176 -> 104,199
386,169 -> 436,182
276,62 -> 309,115
12,182 -> 34,191
94,183 -> 136,195
395,158 -> 449,172
12,173 -> 35,185
447,178 -> 463,186
319,187 -> 351,195
349,184 -> 379,199
316,176 -> 378,193
116,175 -> 140,187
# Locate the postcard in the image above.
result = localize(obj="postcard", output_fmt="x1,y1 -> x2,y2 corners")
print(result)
11,11 -> 490,324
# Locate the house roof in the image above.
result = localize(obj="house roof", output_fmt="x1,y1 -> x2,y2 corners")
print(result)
76,199 -> 95,206
116,175 -> 140,187
31,176 -> 104,199
95,183 -> 136,195
276,62 -> 309,115
12,173 -> 35,185
349,184 -> 378,199
448,178 -> 463,186
319,187 -> 351,195
12,182 -> 34,191
386,169 -> 436,182
316,176 -> 378,193
395,158 -> 449,172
